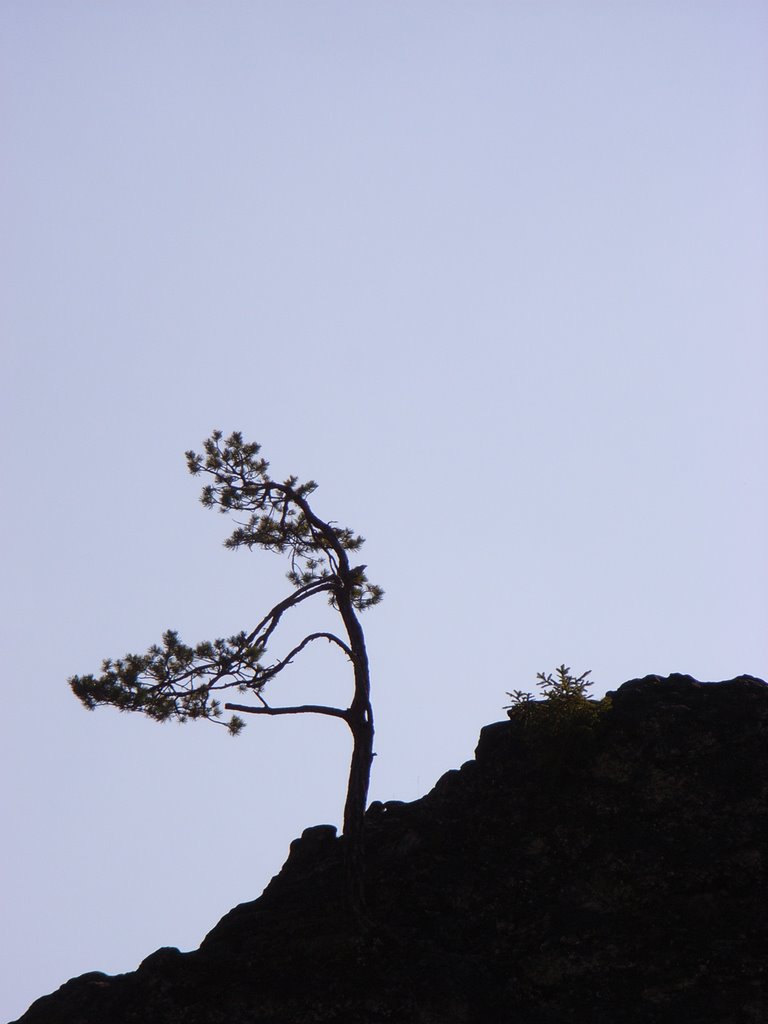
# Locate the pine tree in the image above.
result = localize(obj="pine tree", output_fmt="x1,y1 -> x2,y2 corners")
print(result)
70,430 -> 382,915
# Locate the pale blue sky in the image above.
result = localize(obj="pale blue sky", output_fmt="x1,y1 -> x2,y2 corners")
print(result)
2,3 -> 766,1019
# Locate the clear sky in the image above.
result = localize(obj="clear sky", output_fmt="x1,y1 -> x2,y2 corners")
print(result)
1,3 -> 766,1019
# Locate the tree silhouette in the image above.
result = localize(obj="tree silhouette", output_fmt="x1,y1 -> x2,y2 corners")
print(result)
70,430 -> 382,911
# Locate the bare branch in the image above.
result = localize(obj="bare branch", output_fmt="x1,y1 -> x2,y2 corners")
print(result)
262,631 -> 353,671
244,578 -> 335,649
207,632 -> 353,691
224,702 -> 350,722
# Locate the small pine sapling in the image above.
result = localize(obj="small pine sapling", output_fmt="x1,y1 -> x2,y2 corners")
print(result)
505,664 -> 609,743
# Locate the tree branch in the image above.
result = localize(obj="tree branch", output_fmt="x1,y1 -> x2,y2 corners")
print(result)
285,486 -> 351,573
224,702 -> 350,722
266,630 -> 353,668
244,578 -> 335,649
208,632 -> 353,690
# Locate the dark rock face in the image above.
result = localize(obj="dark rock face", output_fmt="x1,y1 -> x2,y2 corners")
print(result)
14,674 -> 767,1024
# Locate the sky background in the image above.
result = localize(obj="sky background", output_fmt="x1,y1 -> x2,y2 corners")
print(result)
1,2 -> 766,1019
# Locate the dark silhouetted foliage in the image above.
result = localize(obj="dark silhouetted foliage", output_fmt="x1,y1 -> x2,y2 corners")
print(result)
505,664 -> 610,747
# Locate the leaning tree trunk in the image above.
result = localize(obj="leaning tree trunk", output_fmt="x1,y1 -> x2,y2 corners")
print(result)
337,592 -> 375,924
343,705 -> 374,919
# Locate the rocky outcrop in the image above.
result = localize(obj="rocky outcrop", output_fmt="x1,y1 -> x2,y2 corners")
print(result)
13,674 -> 767,1023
